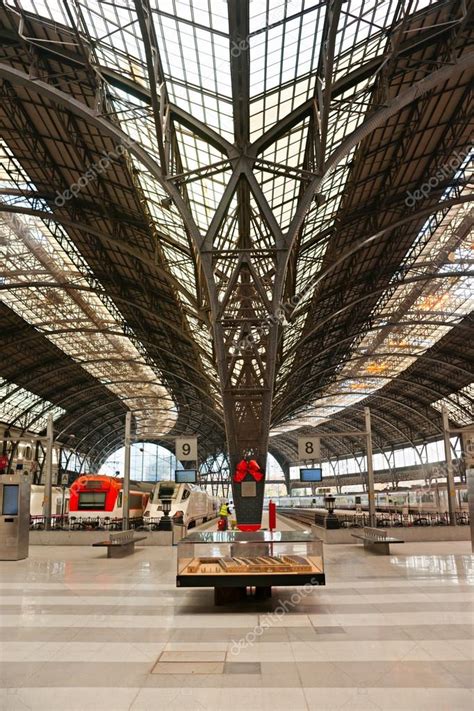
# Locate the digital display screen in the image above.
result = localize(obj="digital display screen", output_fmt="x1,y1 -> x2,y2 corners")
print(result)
2,485 -> 19,516
175,470 -> 197,484
300,468 -> 322,482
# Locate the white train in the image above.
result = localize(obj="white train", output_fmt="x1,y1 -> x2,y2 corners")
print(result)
29,485 -> 70,527
30,484 -> 70,516
144,481 -> 219,529
266,485 -> 468,514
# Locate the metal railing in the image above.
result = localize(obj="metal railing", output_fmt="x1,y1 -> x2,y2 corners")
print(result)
279,508 -> 470,529
29,515 -> 144,530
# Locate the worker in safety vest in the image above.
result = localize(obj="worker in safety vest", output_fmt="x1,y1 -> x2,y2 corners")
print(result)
218,502 -> 231,530
219,502 -> 231,517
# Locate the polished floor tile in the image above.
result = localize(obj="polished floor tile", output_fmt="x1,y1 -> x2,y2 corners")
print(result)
0,540 -> 472,710
151,661 -> 225,675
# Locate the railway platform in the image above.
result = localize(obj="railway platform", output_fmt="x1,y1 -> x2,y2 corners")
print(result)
0,531 -> 472,710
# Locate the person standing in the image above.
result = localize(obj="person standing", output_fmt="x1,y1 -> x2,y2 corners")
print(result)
218,501 -> 231,530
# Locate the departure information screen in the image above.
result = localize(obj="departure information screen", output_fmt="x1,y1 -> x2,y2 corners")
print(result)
175,470 -> 197,483
300,468 -> 322,482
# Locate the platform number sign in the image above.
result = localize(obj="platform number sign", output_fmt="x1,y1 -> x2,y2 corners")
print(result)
298,436 -> 320,462
175,437 -> 197,462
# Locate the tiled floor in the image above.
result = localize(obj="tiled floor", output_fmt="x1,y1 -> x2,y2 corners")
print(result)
0,537 -> 472,710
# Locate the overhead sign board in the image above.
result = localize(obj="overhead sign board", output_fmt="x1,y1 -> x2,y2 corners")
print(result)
175,437 -> 198,461
298,436 -> 320,462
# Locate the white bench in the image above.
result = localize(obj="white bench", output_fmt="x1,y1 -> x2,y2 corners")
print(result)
92,529 -> 147,558
351,526 -> 404,555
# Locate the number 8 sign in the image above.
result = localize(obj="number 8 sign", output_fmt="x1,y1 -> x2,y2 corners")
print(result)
175,437 -> 197,461
298,436 -> 320,462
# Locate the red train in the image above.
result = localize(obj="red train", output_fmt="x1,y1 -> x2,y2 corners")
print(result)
69,475 -> 152,521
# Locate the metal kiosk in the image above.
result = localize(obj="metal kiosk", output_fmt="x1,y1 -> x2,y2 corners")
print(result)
0,471 -> 30,560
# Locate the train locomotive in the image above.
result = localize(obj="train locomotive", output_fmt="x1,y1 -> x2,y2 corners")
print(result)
69,474 -> 152,525
144,480 -> 219,529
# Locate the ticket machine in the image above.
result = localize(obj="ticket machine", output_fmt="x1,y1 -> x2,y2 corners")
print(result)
0,471 -> 30,560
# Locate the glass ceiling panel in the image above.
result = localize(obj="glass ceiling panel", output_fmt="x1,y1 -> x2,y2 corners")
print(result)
154,1 -> 233,139
249,3 -> 324,137
432,384 -> 474,427
0,378 -> 65,433
272,158 -> 474,434
2,0 -> 463,442
0,141 -> 177,438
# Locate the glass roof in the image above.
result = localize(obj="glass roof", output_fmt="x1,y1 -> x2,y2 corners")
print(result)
0,378 -> 65,433
1,0 -> 470,446
0,140 -> 177,437
271,153 -> 474,434
432,384 -> 474,427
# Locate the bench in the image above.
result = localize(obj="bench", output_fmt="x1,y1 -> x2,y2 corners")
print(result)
351,526 -> 404,555
92,529 -> 147,558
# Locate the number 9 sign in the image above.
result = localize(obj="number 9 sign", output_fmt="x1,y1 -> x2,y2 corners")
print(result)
298,436 -> 320,462
175,437 -> 197,461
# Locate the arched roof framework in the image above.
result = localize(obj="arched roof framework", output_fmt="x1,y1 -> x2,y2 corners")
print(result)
0,0 -> 471,479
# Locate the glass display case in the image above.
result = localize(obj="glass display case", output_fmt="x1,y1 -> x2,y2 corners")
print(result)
177,530 -> 325,588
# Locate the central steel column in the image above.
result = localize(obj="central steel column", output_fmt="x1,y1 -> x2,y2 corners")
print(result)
467,469 -> 474,553
123,411 -> 131,530
442,407 -> 457,525
42,413 -> 54,530
364,407 -> 376,527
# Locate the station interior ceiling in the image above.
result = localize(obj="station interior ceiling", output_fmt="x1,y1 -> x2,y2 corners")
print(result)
0,0 -> 472,480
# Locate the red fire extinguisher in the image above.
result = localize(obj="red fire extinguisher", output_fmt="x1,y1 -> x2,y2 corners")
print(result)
269,500 -> 276,532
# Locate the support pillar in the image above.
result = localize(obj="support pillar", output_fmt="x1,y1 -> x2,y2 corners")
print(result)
123,411 -> 131,530
442,407 -> 457,525
42,414 -> 54,530
467,468 -> 474,553
365,407 -> 376,528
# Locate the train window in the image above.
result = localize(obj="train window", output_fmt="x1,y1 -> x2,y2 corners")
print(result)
159,484 -> 176,498
78,492 -> 106,510
117,492 -> 122,508
130,493 -> 144,509
181,489 -> 191,501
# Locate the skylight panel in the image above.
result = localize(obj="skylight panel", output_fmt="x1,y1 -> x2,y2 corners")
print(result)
0,156 -> 178,437
276,191 -> 473,432
6,0 -> 67,23
0,378 -> 65,433
432,384 -> 474,427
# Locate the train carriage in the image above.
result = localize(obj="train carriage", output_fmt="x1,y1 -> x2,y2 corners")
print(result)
144,481 -> 219,529
69,474 -> 152,525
